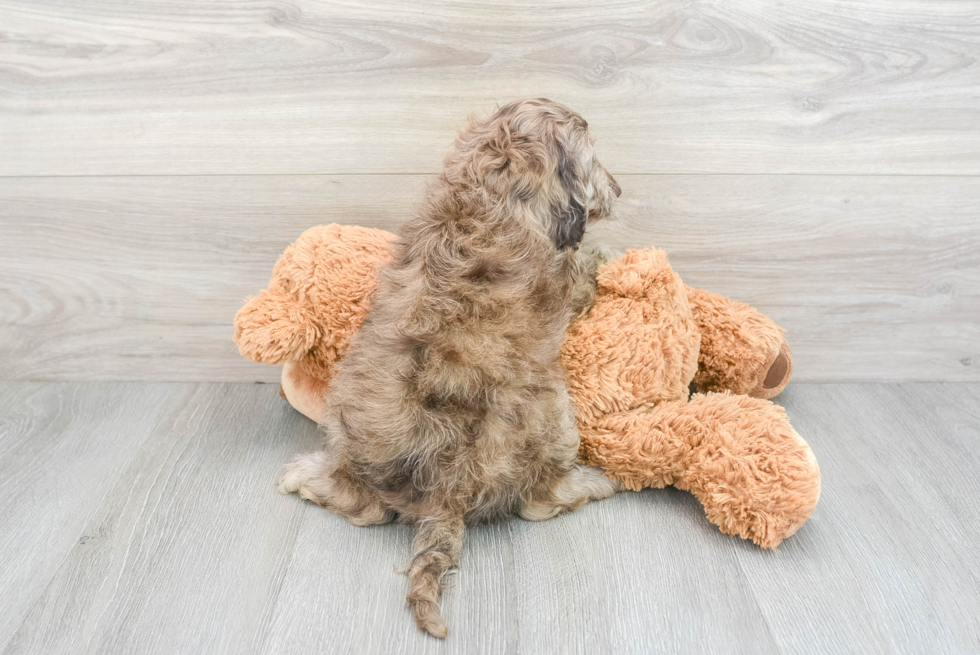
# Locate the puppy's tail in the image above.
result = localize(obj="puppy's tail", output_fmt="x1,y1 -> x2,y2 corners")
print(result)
405,511 -> 465,639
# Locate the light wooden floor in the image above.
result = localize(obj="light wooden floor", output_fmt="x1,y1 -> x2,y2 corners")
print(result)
1,381 -> 977,654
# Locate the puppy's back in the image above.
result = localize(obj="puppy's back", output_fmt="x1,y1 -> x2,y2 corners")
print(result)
325,189 -> 578,512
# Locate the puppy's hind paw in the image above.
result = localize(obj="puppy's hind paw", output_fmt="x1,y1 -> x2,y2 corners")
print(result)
277,451 -> 329,497
276,470 -> 300,496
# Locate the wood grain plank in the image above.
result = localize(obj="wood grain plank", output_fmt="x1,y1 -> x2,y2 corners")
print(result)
4,383 -> 320,655
507,492 -> 779,654
1,174 -> 977,382
0,175 -> 427,382
874,383 -> 980,574
266,490 -> 779,654
0,382 -> 197,651
262,507 -> 514,654
1,0 -> 979,175
2,381 -> 979,652
734,383 -> 980,654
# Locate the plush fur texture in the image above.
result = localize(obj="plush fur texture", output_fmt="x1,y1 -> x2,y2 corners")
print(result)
235,226 -> 820,534
235,232 -> 795,417
560,248 -> 701,424
579,393 -> 818,548
687,286 -> 794,399
554,247 -> 818,547
236,224 -> 820,547
235,224 -> 396,407
267,99 -> 623,638
234,113 -> 820,641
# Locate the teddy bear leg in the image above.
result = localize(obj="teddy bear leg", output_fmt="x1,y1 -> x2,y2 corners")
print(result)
685,286 -> 793,399
579,393 -> 820,548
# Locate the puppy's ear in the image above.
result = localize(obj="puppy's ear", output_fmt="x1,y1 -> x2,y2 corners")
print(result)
550,142 -> 587,250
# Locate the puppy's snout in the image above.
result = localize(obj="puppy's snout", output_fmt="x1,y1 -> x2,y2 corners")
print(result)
609,174 -> 621,198
602,165 -> 621,197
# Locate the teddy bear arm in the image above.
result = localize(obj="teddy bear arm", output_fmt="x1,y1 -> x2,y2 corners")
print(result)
579,393 -> 820,549
685,286 -> 793,399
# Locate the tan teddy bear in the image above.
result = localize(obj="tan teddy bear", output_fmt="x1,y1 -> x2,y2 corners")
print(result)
235,224 -> 820,548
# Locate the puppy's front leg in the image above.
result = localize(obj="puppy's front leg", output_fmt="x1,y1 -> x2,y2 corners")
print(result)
568,245 -> 622,317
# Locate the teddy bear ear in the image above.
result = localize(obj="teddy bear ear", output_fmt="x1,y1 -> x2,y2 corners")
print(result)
233,286 -> 321,365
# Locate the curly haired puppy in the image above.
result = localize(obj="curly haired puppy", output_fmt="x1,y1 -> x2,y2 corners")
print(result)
279,98 -> 623,638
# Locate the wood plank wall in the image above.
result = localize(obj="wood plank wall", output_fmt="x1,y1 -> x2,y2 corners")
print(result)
1,0 -> 978,382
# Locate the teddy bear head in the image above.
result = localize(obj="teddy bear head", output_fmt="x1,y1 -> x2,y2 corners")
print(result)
561,248 -> 702,425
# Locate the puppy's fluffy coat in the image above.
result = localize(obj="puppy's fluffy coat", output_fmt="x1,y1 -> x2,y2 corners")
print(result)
279,98 -> 622,637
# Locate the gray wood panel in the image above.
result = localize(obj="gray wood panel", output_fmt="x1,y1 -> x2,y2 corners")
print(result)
2,175 -> 977,382
3,383 -> 322,654
0,382 -> 197,650
506,490 -> 780,654
735,383 -> 980,654
262,503 -> 515,655
1,0 -> 979,175
2,381 -> 979,654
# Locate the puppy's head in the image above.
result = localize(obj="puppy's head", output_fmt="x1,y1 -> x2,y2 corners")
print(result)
447,98 -> 620,250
